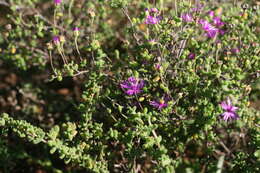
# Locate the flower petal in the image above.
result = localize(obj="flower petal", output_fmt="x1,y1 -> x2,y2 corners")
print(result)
220,101 -> 229,110
120,83 -> 130,89
150,101 -> 160,108
230,106 -> 238,112
221,111 -> 239,121
126,89 -> 135,95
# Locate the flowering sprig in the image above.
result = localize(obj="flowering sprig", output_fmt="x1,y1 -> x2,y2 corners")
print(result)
220,98 -> 239,121
73,27 -> 82,60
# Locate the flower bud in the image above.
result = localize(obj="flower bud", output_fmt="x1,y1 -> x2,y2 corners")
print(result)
73,27 -> 80,36
139,97 -> 145,102
60,35 -> 66,43
53,36 -> 60,45
47,42 -> 53,50
54,0 -> 61,5
11,47 -> 16,54
153,76 -> 160,82
5,24 -> 12,30
241,12 -> 248,19
56,12 -> 63,17
88,9 -> 95,18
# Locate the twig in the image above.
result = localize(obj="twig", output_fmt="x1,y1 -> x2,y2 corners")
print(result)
35,10 -> 66,32
68,0 -> 75,20
73,70 -> 88,77
74,37 -> 82,61
121,7 -> 140,45
48,50 -> 56,74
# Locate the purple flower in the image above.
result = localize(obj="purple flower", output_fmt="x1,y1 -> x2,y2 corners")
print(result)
54,0 -> 61,5
208,10 -> 215,17
53,36 -> 60,44
199,19 -> 219,38
149,8 -> 159,13
145,15 -> 161,24
218,29 -> 225,35
181,13 -> 193,22
154,63 -> 161,70
120,77 -> 145,95
206,28 -> 219,38
145,8 -> 162,24
213,17 -> 225,27
230,48 -> 240,54
199,19 -> 211,29
73,27 -> 79,31
220,98 -> 239,121
73,27 -> 80,36
187,52 -> 195,59
150,96 -> 169,110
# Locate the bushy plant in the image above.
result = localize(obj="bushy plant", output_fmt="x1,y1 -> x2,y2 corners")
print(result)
0,0 -> 259,172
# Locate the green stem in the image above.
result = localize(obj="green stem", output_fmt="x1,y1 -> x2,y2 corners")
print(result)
57,45 -> 67,64
68,0 -> 75,20
74,36 -> 82,61
54,8 -> 57,28
49,50 -> 56,74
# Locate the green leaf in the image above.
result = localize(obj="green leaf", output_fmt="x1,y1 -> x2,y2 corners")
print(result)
50,147 -> 57,154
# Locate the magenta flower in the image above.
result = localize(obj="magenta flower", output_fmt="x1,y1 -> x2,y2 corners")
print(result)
231,48 -> 240,54
53,36 -> 60,44
150,96 -> 169,110
208,10 -> 215,17
149,8 -> 159,13
199,19 -> 219,38
213,17 -> 225,27
154,63 -> 161,70
73,27 -> 79,31
206,28 -> 219,38
220,98 -> 239,121
187,52 -> 195,59
199,19 -> 211,29
145,8 -> 162,24
218,29 -> 225,35
145,15 -> 161,24
181,13 -> 193,22
54,0 -> 61,5
73,27 -> 80,36
120,77 -> 145,95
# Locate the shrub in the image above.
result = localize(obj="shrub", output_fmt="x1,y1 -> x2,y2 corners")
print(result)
0,0 -> 259,172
